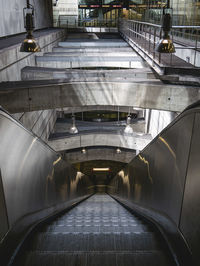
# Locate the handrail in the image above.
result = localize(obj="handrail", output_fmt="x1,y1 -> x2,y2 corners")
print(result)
125,18 -> 200,30
119,18 -> 200,70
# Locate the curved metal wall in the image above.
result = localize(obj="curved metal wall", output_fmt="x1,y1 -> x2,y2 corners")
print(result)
0,110 -> 94,242
108,108 -> 200,265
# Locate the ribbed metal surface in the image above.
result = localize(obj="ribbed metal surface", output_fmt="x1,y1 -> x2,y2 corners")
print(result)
14,194 -> 175,266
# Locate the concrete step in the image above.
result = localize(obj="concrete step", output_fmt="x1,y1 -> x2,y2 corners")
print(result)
22,67 -> 156,80
53,47 -> 133,53
36,55 -> 141,62
62,39 -> 124,42
36,55 -> 146,69
58,41 -> 129,48
43,52 -> 138,57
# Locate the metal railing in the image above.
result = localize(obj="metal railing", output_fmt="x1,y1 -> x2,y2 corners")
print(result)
54,17 -> 118,28
119,19 -> 200,68
53,16 -> 200,69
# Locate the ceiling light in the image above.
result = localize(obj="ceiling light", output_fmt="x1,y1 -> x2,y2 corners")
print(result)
20,1 -> 41,53
124,115 -> 133,134
155,13 -> 175,53
93,168 -> 110,172
69,115 -> 78,134
81,147 -> 86,154
116,148 -> 121,154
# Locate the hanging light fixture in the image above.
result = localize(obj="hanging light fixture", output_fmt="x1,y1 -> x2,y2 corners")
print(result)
81,147 -> 87,154
116,147 -> 121,154
20,0 -> 41,52
124,114 -> 133,134
155,1 -> 175,53
69,114 -> 78,134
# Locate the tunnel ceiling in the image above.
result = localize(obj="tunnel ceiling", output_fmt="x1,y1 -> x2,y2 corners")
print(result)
73,160 -> 126,178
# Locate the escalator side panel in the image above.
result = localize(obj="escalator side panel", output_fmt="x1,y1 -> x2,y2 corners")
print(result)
180,112 -> 200,265
108,111 -> 197,265
0,110 -> 94,264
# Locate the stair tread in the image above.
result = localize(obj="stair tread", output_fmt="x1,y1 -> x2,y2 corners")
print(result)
15,250 -> 173,266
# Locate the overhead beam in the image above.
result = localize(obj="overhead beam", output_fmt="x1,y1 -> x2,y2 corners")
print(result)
47,133 -> 151,152
0,81 -> 199,113
64,147 -> 135,164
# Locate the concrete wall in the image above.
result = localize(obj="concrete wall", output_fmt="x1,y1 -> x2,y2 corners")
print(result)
12,109 -> 57,142
145,109 -> 177,139
0,0 -> 52,37
0,29 -> 65,81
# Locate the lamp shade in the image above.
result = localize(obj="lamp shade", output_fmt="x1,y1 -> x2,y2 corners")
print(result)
155,13 -> 175,54
69,115 -> 78,134
20,36 -> 41,52
69,125 -> 78,134
155,36 -> 175,53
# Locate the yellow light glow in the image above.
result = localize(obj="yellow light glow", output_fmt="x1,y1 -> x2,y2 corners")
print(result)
138,155 -> 153,184
53,156 -> 62,166
159,136 -> 176,159
93,168 -> 110,171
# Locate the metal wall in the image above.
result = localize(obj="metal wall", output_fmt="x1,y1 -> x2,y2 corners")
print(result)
108,107 -> 200,265
0,109 -> 94,242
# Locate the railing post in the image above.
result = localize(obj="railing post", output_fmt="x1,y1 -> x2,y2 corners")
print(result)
194,33 -> 198,66
170,29 -> 174,66
144,25 -> 147,51
158,27 -> 162,64
153,27 -> 156,60
148,25 -> 151,55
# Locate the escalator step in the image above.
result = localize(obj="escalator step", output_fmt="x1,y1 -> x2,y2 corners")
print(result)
13,194 -> 175,266
15,250 -> 173,266
28,232 -> 162,252
40,224 -> 151,233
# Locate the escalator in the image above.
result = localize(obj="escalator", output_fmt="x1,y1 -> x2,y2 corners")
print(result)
13,194 -> 175,266
1,104 -> 200,266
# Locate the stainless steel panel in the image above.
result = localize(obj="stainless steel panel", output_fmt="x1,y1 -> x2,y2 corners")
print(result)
109,113 -> 194,226
109,107 -> 200,264
0,110 -> 94,241
180,112 -> 200,265
0,169 -> 9,240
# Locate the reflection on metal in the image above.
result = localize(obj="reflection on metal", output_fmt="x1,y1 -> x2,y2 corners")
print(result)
159,136 -> 176,158
119,170 -> 130,197
70,171 -> 84,194
18,137 -> 37,178
138,154 -> 153,184
134,183 -> 142,201
53,156 -> 62,166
